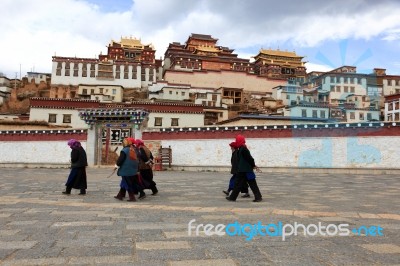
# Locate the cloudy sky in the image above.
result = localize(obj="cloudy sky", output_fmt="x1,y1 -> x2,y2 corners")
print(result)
2,0 -> 400,79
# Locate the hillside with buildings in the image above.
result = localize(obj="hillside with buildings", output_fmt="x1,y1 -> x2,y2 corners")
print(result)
1,34 -> 400,127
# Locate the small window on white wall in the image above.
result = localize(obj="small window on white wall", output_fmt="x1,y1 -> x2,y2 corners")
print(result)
63,114 -> 72,123
171,118 -> 179,126
48,114 -> 57,123
154,117 -> 162,126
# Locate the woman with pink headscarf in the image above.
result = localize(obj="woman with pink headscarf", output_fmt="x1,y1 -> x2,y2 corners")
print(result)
226,135 -> 262,202
63,139 -> 88,195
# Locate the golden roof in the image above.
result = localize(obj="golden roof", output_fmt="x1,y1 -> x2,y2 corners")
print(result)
195,46 -> 219,53
259,49 -> 302,58
113,37 -> 155,50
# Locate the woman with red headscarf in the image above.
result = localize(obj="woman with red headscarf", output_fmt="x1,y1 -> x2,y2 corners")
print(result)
223,141 -> 249,197
226,135 -> 262,202
63,139 -> 88,195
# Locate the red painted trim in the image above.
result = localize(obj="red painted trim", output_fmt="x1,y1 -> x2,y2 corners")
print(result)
0,132 -> 87,141
142,126 -> 400,140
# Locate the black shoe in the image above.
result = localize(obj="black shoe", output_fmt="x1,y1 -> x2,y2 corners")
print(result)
226,196 -> 235,202
222,190 -> 229,196
78,192 -> 86,195
138,193 -> 146,200
241,193 -> 250,198
253,198 -> 262,202
151,189 -> 158,195
62,191 -> 71,195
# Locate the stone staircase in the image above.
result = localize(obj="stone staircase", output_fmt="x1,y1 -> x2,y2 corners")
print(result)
242,92 -> 271,114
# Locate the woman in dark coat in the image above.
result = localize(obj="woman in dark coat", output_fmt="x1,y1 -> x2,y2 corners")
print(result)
135,139 -> 158,195
223,141 -> 249,197
226,135 -> 262,202
63,139 -> 88,195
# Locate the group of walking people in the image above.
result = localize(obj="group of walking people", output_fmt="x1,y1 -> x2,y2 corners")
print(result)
224,134 -> 263,202
63,134 -> 261,204
113,137 -> 158,201
62,137 -> 158,202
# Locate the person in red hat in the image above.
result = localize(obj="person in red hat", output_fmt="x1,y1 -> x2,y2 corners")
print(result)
226,135 -> 262,202
223,141 -> 249,197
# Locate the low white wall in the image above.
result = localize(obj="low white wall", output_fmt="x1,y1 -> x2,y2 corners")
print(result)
159,136 -> 400,169
0,141 -> 87,166
2,135 -> 400,171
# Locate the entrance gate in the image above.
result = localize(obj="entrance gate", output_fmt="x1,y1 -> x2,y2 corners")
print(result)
79,108 -> 148,166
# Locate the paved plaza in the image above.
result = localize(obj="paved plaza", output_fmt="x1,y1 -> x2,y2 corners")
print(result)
0,167 -> 399,266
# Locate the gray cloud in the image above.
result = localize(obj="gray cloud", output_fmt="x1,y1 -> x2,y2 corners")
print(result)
1,0 -> 400,77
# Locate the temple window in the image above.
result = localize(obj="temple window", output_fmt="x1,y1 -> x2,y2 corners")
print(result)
65,62 -> 70,76
82,64 -> 87,77
312,110 -> 318,118
154,117 -> 162,126
56,62 -> 62,76
90,64 -> 95,78
48,114 -> 57,123
63,114 -> 72,123
171,118 -> 179,127
141,68 -> 146,81
73,63 -> 79,77
124,66 -> 129,79
130,65 -> 136,79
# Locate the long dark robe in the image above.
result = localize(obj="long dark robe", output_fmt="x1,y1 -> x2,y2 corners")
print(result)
65,147 -> 87,189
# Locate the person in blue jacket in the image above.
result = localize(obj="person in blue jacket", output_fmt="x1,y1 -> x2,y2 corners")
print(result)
114,138 -> 146,201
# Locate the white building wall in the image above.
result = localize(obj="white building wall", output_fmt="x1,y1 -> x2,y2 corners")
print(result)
147,113 -> 204,128
345,109 -> 380,122
322,76 -> 367,102
51,61 -> 144,88
164,70 -> 285,94
78,85 -> 123,102
29,108 -> 88,129
382,79 -> 400,95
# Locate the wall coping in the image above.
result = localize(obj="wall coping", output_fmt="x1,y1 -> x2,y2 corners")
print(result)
0,129 -> 86,135
145,121 -> 396,133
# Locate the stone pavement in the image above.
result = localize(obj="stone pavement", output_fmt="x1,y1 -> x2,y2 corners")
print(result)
0,168 -> 399,266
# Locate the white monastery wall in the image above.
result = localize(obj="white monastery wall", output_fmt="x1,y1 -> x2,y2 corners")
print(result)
157,136 -> 400,169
